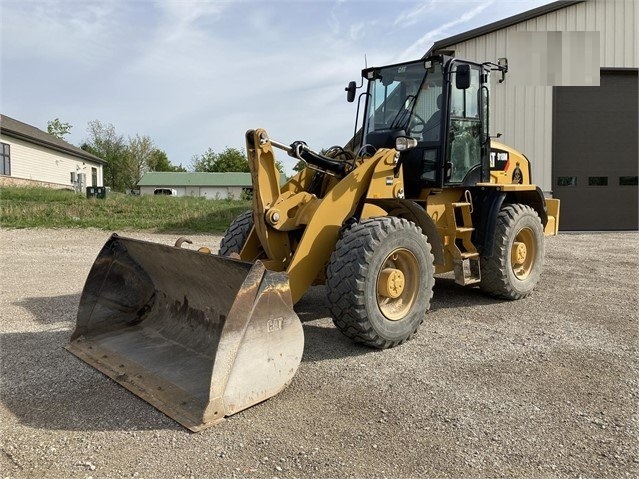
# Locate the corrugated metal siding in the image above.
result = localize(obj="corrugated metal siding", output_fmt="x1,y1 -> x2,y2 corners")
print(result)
520,0 -> 636,67
437,0 -> 637,192
1,134 -> 103,187
140,185 -> 246,199
140,186 -> 187,196
200,186 -> 246,199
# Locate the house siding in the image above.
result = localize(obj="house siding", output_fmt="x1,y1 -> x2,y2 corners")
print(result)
0,133 -> 103,188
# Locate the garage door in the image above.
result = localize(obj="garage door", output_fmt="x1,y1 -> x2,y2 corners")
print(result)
552,70 -> 638,230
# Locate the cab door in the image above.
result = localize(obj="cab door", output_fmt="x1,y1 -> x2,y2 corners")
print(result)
445,62 -> 485,185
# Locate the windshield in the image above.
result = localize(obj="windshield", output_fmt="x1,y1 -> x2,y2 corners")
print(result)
364,60 -> 443,140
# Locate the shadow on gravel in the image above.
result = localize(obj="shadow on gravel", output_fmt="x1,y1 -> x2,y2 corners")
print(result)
13,293 -> 82,325
301,324 -> 372,362
293,286 -> 372,362
293,283 -> 503,363
431,277 -> 502,310
0,329 -> 181,432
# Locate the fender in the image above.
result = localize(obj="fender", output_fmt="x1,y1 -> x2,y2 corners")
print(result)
367,198 -> 445,266
473,189 -> 506,258
473,186 -> 548,258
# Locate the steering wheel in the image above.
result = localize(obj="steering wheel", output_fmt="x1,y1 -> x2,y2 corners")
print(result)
408,112 -> 427,135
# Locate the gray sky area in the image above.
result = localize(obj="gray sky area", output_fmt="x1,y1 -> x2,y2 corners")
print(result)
1,0 -> 551,173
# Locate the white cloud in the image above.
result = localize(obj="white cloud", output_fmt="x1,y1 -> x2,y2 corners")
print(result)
153,0 -> 229,43
400,1 -> 494,60
1,1 -> 121,65
393,0 -> 435,27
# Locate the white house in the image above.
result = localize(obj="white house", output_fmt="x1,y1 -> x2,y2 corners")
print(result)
0,114 -> 106,191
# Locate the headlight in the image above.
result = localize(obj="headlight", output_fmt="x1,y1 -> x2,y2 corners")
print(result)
395,136 -> 418,152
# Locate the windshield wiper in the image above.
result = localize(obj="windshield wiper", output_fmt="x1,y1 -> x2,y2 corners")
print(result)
390,95 -> 416,130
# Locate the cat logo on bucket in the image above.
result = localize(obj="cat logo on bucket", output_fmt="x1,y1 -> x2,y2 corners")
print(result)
267,317 -> 283,332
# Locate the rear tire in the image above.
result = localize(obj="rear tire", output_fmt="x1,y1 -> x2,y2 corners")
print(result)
480,204 -> 544,300
219,211 -> 253,256
326,217 -> 434,349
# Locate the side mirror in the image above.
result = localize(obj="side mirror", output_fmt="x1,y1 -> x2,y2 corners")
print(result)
455,64 -> 471,90
345,81 -> 356,102
497,57 -> 508,83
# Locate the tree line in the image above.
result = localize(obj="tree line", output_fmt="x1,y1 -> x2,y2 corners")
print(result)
47,118 -> 283,192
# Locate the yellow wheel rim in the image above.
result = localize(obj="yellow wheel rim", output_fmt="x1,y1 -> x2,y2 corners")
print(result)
376,248 -> 419,321
511,227 -> 536,280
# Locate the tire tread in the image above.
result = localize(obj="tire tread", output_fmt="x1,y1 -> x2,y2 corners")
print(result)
326,217 -> 434,349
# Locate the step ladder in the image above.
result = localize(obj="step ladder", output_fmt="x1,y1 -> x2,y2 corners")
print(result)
445,201 -> 481,286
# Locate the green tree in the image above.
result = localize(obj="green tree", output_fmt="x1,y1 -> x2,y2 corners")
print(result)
292,160 -> 306,173
82,120 -> 127,191
215,147 -> 250,172
147,148 -> 187,172
148,149 -> 170,171
127,134 -> 155,188
47,118 -> 72,140
191,148 -> 217,172
192,147 -> 249,172
149,148 -> 186,172
192,146 -> 285,173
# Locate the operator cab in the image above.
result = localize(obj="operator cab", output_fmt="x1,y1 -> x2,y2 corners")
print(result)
354,55 -> 496,197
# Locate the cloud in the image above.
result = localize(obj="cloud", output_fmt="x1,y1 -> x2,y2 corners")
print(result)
1,1 -> 122,65
393,0 -> 435,27
153,0 -> 229,43
400,1 -> 495,60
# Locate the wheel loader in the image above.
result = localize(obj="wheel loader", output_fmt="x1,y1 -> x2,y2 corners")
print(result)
67,54 -> 560,431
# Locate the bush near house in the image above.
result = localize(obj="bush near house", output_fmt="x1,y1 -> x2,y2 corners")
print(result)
0,187 -> 251,233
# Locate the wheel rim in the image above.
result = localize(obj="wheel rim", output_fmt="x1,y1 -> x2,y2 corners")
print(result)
376,248 -> 420,321
511,227 -> 536,280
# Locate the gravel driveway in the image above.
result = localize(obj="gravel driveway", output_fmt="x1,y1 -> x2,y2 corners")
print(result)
1,228 -> 637,478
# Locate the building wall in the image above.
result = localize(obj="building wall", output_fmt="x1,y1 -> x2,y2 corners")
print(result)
438,0 -> 638,193
200,186 -> 247,199
140,185 -> 248,199
0,134 -> 103,188
139,186 -> 186,196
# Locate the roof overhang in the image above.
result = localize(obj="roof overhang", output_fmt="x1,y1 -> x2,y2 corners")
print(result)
425,0 -> 585,57
0,126 -> 107,165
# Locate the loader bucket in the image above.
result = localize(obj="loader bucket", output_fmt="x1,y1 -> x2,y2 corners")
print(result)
67,234 -> 304,431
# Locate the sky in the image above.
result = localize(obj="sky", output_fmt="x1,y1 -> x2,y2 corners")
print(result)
1,0 -> 553,174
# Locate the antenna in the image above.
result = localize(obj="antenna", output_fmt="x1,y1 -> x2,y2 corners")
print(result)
364,54 -> 368,69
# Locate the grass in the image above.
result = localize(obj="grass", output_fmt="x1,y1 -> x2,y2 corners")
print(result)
0,186 -> 252,233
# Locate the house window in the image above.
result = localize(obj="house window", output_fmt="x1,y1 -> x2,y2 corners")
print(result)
92,167 -> 98,186
0,143 -> 10,176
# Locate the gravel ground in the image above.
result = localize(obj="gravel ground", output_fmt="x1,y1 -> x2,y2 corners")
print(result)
1,228 -> 637,478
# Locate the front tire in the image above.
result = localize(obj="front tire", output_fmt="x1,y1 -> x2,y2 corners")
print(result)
480,204 -> 544,300
219,210 -> 253,256
326,217 -> 435,349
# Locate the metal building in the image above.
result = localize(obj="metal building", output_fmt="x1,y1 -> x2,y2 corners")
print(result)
426,0 -> 638,230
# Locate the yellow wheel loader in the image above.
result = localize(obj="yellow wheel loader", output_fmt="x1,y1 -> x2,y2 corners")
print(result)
68,55 -> 560,431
